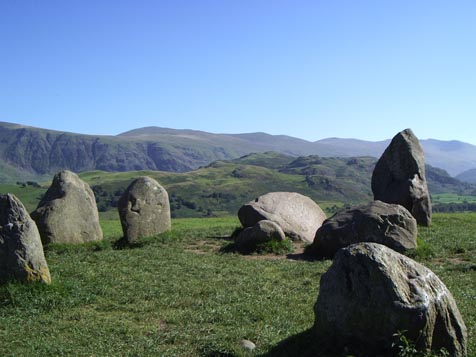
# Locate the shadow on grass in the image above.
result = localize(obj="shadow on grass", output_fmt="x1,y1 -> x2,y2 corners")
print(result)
208,235 -> 234,241
285,251 -> 320,262
219,241 -> 254,255
220,239 -> 320,258
260,328 -> 358,357
258,329 -> 327,357
112,237 -> 144,250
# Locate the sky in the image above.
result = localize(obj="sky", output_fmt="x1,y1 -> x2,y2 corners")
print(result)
1,0 -> 475,143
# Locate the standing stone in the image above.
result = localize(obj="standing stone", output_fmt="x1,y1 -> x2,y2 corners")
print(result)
31,170 -> 103,244
371,128 -> 432,226
118,176 -> 171,243
308,200 -> 417,258
314,243 -> 467,356
0,194 -> 51,284
238,192 -> 326,243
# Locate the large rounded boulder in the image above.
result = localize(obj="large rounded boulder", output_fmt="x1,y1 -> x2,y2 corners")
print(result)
314,243 -> 467,356
371,128 -> 432,226
0,194 -> 51,284
308,200 -> 417,258
238,192 -> 326,243
118,176 -> 171,243
31,170 -> 103,244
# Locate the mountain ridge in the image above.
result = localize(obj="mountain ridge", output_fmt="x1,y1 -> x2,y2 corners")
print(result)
1,121 -> 475,182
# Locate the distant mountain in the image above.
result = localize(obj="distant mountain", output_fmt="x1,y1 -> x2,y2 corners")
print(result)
1,121 -> 476,183
119,125 -> 476,176
456,168 -> 476,183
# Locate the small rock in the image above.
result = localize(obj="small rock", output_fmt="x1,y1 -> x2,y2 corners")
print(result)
235,220 -> 285,248
240,339 -> 256,352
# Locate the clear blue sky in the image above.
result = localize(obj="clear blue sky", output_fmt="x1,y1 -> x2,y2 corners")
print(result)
1,0 -> 475,143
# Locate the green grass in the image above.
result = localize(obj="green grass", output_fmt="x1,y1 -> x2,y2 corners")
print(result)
0,214 -> 475,356
431,193 -> 476,204
0,183 -> 47,212
0,165 -> 361,219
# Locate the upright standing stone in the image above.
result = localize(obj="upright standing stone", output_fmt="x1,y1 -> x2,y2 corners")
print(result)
371,128 -> 432,226
314,243 -> 467,356
0,194 -> 51,284
31,170 -> 103,244
238,192 -> 326,243
118,176 -> 171,243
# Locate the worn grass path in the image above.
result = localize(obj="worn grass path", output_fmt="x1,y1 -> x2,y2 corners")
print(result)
0,213 -> 474,356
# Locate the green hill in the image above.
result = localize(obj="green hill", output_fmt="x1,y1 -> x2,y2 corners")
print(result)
3,152 -> 475,218
456,168 -> 476,183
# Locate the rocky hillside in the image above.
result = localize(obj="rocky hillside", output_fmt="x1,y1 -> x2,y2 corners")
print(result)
456,168 -> 476,183
0,122 -> 248,180
2,121 -> 476,183
5,152 -> 473,219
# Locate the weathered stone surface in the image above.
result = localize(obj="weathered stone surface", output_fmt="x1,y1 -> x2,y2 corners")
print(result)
314,243 -> 467,356
235,220 -> 285,248
118,176 -> 171,243
31,170 -> 103,244
0,194 -> 51,284
309,200 -> 417,258
238,192 -> 326,243
372,128 -> 432,226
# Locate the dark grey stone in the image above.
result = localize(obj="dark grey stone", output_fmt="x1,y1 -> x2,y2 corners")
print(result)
0,194 -> 51,284
309,200 -> 417,258
314,243 -> 467,356
372,128 -> 432,226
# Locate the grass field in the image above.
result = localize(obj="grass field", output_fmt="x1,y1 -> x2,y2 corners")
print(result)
431,193 -> 476,204
0,213 -> 475,356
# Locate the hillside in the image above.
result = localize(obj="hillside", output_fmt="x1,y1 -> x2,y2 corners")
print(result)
4,152 -> 474,218
2,121 -> 476,184
456,168 -> 476,183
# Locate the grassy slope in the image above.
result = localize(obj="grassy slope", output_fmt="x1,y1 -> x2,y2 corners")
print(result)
3,161 -> 363,218
2,153 -> 476,218
0,183 -> 47,212
0,213 -> 474,356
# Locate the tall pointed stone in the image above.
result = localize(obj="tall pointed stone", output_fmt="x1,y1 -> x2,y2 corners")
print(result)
31,170 -> 103,244
371,128 -> 432,226
0,194 -> 51,284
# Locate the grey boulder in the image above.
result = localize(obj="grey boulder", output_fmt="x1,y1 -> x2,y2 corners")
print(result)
31,170 -> 103,244
372,128 -> 432,226
235,220 -> 285,248
314,243 -> 467,356
238,192 -> 326,243
0,194 -> 51,284
118,176 -> 171,243
308,200 -> 417,258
